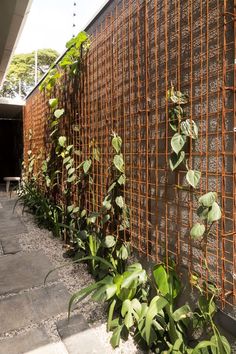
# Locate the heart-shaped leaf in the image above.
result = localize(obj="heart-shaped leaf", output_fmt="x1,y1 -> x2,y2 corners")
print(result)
104,235 -> 116,248
113,155 -> 125,173
116,244 -> 129,260
83,159 -> 92,173
181,119 -> 198,139
190,223 -> 205,240
112,135 -> 122,153
199,192 -> 217,207
186,170 -> 201,188
58,136 -> 66,147
54,108 -> 65,119
115,196 -> 124,208
207,202 -> 221,223
171,133 -> 186,154
167,87 -> 188,105
49,98 -> 58,109
117,174 -> 126,185
68,167 -> 75,176
169,151 -> 185,171
172,305 -> 192,322
67,175 -> 76,183
92,147 -> 100,161
102,198 -> 112,210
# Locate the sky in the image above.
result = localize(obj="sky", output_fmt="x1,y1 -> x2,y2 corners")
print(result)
16,0 -> 107,55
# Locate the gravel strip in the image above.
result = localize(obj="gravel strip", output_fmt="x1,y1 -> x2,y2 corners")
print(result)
15,204 -> 145,354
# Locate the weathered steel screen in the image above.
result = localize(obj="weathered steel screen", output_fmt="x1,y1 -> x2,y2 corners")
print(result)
24,0 -> 236,310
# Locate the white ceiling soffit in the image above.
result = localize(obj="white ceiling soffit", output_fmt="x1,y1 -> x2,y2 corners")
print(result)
0,0 -> 33,86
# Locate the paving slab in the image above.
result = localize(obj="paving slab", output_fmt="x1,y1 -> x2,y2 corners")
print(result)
0,199 -> 27,236
57,315 -> 104,354
0,250 -> 58,295
0,235 -> 21,254
0,327 -> 68,354
0,283 -> 70,333
0,218 -> 27,237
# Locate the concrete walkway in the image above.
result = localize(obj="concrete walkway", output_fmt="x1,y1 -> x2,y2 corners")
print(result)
0,195 -> 104,354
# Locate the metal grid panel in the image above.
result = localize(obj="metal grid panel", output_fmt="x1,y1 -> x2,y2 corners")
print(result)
23,0 -> 236,310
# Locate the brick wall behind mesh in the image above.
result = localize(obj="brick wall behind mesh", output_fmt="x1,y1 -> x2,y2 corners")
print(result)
24,0 -> 236,311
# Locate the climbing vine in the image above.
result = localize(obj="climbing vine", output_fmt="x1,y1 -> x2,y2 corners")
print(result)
19,26 -> 231,352
39,31 -> 89,93
167,85 -> 222,244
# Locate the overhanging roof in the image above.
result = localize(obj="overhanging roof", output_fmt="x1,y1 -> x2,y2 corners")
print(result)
0,0 -> 32,86
0,97 -> 24,120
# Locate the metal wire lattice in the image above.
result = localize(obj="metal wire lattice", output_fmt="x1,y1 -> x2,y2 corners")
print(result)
23,0 -> 236,310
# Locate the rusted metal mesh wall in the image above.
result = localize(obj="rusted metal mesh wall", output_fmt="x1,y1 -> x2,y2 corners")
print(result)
24,0 -> 236,310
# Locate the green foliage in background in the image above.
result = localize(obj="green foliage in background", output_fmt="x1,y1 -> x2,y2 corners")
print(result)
0,49 -> 59,98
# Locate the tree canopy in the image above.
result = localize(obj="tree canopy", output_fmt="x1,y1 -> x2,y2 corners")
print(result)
0,48 -> 59,98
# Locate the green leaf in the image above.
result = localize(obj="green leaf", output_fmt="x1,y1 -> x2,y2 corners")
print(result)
110,325 -> 123,348
107,182 -> 116,193
172,338 -> 184,352
211,335 -> 231,354
54,108 -> 65,119
121,298 -> 142,329
113,155 -> 125,173
207,202 -> 221,223
153,264 -> 169,296
102,199 -> 112,210
145,296 -> 169,345
104,235 -> 116,248
101,214 -> 110,225
121,268 -> 147,289
49,98 -> 58,109
58,136 -> 66,147
180,119 -> 198,139
68,167 -> 75,176
92,147 -> 100,161
66,144 -> 74,151
67,205 -> 74,213
116,244 -> 129,260
66,162 -> 73,170
92,282 -> 117,302
72,206 -> 79,214
117,174 -> 126,185
63,156 -> 71,165
167,87 -> 188,105
192,340 -> 217,353
198,295 -> 216,316
186,170 -> 201,188
83,159 -> 92,173
67,175 -> 76,183
68,280 -> 105,318
87,212 -> 100,223
172,305 -> 191,322
190,223 -> 206,240
112,134 -> 122,153
115,196 -> 124,208
169,151 -> 185,171
169,121 -> 178,132
107,299 -> 117,331
171,133 -> 186,154
199,192 -> 218,207
81,209 -> 87,217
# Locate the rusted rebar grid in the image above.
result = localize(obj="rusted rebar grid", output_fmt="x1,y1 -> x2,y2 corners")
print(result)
23,0 -> 235,309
